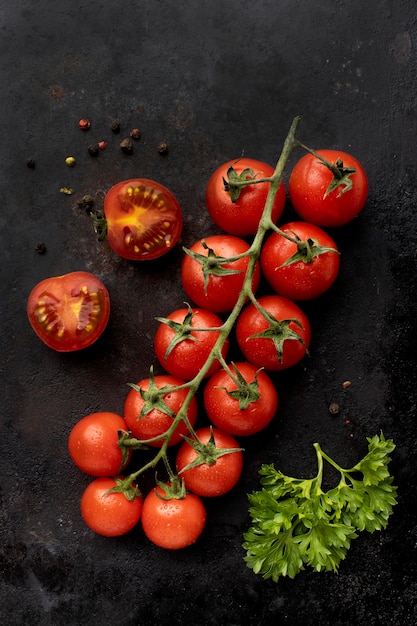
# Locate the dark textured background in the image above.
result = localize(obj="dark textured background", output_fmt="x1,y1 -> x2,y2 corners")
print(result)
1,1 -> 416,624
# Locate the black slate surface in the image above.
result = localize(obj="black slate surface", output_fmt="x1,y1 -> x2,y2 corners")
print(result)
1,1 -> 416,624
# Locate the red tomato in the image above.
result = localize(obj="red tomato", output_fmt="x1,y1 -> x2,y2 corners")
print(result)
205,158 -> 286,235
141,484 -> 206,549
260,221 -> 341,300
123,374 -> 197,447
68,412 -> 131,476
288,150 -> 368,227
176,427 -> 243,497
154,307 -> 229,381
81,476 -> 142,537
103,179 -> 182,260
27,271 -> 110,352
204,362 -> 278,436
181,235 -> 261,313
236,295 -> 311,371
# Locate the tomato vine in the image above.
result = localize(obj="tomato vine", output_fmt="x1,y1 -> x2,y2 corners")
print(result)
116,114 -> 304,490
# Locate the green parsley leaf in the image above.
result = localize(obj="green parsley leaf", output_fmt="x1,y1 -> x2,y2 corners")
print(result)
243,433 -> 397,581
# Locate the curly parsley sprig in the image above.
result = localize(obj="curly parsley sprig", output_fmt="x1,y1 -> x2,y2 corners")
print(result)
243,432 -> 397,581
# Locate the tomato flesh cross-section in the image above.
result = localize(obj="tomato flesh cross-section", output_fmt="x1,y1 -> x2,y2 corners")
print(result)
104,179 -> 183,261
27,271 -> 110,352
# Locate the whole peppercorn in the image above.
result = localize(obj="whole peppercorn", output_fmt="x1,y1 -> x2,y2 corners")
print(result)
65,156 -> 76,167
35,242 -> 46,254
328,402 -> 340,415
98,141 -> 107,151
110,120 -> 121,133
88,144 -> 99,156
81,195 -> 95,214
119,137 -> 133,154
78,119 -> 91,130
26,158 -> 36,169
130,128 -> 141,140
157,141 -> 169,155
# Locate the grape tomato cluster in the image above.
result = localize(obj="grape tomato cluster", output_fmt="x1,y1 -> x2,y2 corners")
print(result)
67,126 -> 368,549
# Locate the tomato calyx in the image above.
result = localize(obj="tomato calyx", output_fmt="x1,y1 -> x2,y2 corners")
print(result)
274,229 -> 340,267
248,300 -> 309,363
183,239 -> 243,293
92,208 -> 108,241
104,477 -> 141,502
155,304 -> 222,359
217,362 -> 261,410
223,165 -> 272,203
178,426 -> 243,471
297,144 -> 357,198
154,476 -> 187,500
127,367 -> 178,420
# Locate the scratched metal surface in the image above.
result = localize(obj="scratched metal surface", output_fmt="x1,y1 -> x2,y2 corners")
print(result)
0,1 -> 416,624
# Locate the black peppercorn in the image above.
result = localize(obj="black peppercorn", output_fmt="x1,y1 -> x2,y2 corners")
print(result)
35,242 -> 46,254
157,141 -> 169,155
88,144 -> 99,156
130,128 -> 141,140
26,158 -> 36,169
119,138 -> 133,154
110,120 -> 121,133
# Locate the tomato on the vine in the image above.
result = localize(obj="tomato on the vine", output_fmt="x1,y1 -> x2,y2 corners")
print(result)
154,307 -> 229,380
68,412 -> 131,476
288,150 -> 368,227
176,427 -> 243,497
181,234 -> 261,313
236,295 -> 311,371
27,271 -> 110,352
260,221 -> 341,300
205,158 -> 286,236
124,374 -> 197,447
204,362 -> 278,436
141,483 -> 206,549
81,476 -> 142,537
103,178 -> 182,260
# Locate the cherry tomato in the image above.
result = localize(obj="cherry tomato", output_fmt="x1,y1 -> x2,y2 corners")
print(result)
203,362 -> 278,436
81,476 -> 142,537
260,221 -> 341,300
181,235 -> 261,313
103,178 -> 182,260
154,307 -> 229,381
27,271 -> 110,352
176,427 -> 243,497
123,374 -> 197,447
288,150 -> 368,227
68,412 -> 131,476
205,158 -> 286,235
141,484 -> 206,549
236,295 -> 311,371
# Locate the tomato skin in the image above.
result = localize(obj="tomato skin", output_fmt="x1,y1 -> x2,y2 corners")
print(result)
204,362 -> 278,436
141,484 -> 206,549
81,476 -> 142,537
123,375 -> 198,447
288,150 -> 368,227
205,158 -> 286,235
236,295 -> 311,371
68,412 -> 131,476
104,178 -> 182,261
27,271 -> 110,352
181,235 -> 261,313
154,308 -> 229,381
260,221 -> 341,300
176,427 -> 243,497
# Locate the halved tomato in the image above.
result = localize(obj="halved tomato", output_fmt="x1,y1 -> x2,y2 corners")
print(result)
27,271 -> 110,351
103,179 -> 183,260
